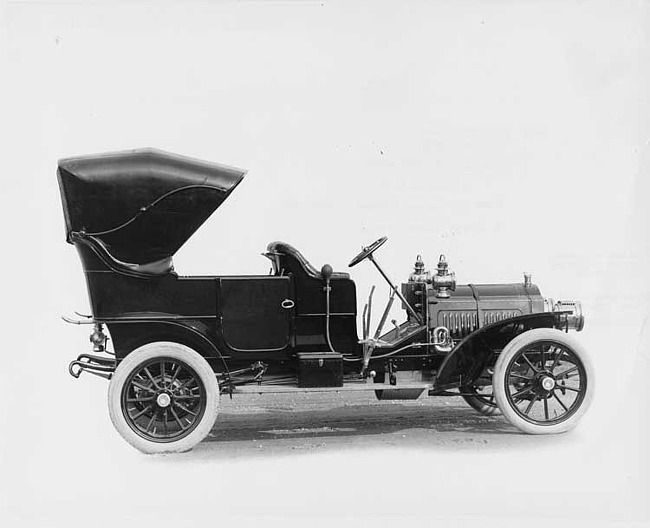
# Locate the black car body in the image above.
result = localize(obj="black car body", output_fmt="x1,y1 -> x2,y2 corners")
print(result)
59,148 -> 593,453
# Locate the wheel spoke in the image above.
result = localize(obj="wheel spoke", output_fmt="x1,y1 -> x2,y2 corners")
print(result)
540,347 -> 546,371
552,391 -> 569,412
509,373 -> 533,381
126,396 -> 155,403
131,381 -> 156,393
169,363 -> 182,386
561,386 -> 581,393
174,395 -> 202,401
145,412 -> 157,433
520,353 -> 539,373
543,397 -> 549,420
160,361 -> 166,389
556,365 -> 579,379
550,347 -> 564,372
511,385 -> 533,399
524,395 -> 539,415
131,404 -> 153,420
170,407 -> 187,430
174,401 -> 198,416
143,367 -> 161,390
177,377 -> 198,391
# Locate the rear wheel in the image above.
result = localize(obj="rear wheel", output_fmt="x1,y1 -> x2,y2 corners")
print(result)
493,328 -> 593,434
108,342 -> 219,453
461,370 -> 501,416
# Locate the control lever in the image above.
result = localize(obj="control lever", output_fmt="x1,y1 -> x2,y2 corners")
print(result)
362,286 -> 376,341
391,319 -> 401,338
359,286 -> 376,377
374,290 -> 395,339
360,290 -> 396,377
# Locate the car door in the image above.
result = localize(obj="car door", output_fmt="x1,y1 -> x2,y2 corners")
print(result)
218,276 -> 294,351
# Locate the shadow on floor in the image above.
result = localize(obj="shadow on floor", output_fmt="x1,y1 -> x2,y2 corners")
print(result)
210,405 -> 519,442
196,395 -> 527,457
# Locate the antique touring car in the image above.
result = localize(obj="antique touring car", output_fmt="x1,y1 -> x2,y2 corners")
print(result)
58,149 -> 594,453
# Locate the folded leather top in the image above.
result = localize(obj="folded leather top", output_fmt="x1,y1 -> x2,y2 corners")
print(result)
57,148 -> 246,264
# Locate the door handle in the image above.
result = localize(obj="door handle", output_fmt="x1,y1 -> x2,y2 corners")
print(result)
281,299 -> 295,309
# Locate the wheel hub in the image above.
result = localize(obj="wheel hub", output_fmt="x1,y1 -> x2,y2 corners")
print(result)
541,376 -> 555,391
532,372 -> 556,396
156,392 -> 172,408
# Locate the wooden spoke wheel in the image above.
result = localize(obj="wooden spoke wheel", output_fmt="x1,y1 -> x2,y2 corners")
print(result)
108,342 -> 219,453
493,329 -> 594,434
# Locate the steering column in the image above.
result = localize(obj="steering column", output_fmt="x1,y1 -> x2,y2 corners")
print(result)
349,237 -> 422,324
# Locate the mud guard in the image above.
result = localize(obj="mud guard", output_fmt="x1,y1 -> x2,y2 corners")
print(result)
433,312 -> 558,391
106,319 -> 230,376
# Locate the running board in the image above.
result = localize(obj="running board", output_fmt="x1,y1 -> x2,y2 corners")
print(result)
231,382 -> 434,395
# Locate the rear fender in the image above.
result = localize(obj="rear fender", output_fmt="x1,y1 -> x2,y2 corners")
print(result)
434,312 -> 557,390
107,320 -> 229,373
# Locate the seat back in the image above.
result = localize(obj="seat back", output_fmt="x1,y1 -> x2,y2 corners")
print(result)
265,241 -> 359,353
266,241 -> 349,279
73,233 -> 174,277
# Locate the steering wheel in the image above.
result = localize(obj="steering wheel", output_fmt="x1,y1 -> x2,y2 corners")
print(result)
348,236 -> 388,267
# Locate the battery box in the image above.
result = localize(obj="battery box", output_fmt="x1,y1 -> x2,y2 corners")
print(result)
297,352 -> 343,388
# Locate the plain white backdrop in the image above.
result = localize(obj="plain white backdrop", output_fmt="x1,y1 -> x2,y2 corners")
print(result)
1,1 -> 649,527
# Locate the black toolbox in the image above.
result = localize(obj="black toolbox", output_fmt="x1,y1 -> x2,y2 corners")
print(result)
297,352 -> 343,388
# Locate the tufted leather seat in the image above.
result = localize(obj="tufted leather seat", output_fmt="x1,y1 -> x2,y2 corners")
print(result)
266,241 -> 350,279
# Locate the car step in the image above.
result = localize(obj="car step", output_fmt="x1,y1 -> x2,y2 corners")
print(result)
231,381 -> 434,395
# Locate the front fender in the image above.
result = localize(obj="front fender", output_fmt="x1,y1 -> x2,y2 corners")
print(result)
434,312 -> 558,390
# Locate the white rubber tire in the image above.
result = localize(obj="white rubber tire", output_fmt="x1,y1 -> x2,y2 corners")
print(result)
108,342 -> 219,454
461,392 -> 501,416
493,328 -> 594,435
461,368 -> 501,416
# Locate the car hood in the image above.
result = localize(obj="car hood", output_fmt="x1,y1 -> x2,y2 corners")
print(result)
57,148 -> 246,264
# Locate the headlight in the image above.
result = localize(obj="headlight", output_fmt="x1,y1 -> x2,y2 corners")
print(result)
545,298 -> 585,331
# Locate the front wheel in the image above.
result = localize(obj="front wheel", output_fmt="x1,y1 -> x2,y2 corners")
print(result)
493,328 -> 594,434
108,342 -> 220,453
